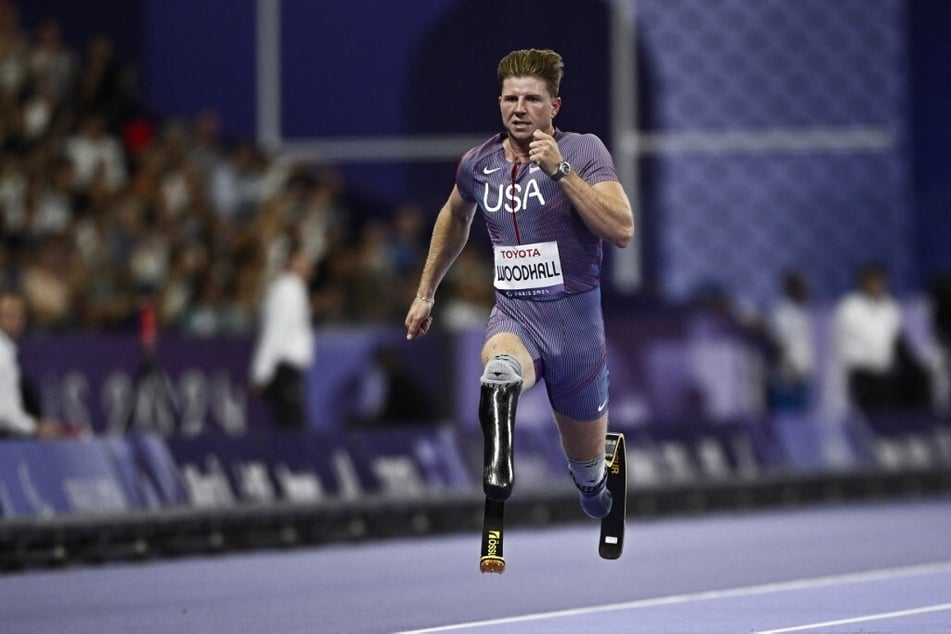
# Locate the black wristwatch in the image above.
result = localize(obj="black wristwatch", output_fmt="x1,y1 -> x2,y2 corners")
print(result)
550,160 -> 571,182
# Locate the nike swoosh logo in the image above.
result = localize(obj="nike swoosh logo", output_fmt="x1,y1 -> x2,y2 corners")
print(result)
597,397 -> 609,412
483,166 -> 502,175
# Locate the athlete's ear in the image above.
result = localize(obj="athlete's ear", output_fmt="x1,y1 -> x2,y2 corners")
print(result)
551,96 -> 562,118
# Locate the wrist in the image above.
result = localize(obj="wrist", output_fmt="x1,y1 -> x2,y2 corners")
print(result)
549,160 -> 571,182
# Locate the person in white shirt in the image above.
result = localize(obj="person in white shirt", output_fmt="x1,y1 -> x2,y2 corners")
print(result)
766,271 -> 815,412
250,239 -> 316,429
833,263 -> 905,413
62,114 -> 127,193
0,290 -> 60,438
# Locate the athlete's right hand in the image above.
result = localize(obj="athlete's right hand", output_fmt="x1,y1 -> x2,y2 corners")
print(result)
405,297 -> 434,340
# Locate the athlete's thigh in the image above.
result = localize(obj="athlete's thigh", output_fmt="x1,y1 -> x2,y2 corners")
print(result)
483,300 -> 541,388
481,331 -> 537,389
544,288 -> 609,421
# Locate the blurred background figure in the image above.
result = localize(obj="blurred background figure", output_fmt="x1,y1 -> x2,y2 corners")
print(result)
765,270 -> 815,414
249,236 -> 316,430
346,344 -> 436,429
928,272 -> 951,415
439,244 -> 494,332
0,288 -> 61,438
834,262 -> 930,416
63,113 -> 127,194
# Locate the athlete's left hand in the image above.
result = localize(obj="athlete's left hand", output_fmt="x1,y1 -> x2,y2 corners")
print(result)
529,129 -> 564,178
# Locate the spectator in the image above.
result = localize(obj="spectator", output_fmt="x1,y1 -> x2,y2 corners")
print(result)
156,241 -> 206,329
349,219 -> 395,322
834,262 -> 928,414
0,2 -> 28,98
27,18 -> 76,100
295,167 -> 346,267
20,238 -> 74,329
187,108 -> 226,177
932,272 -> 951,357
74,34 -> 127,123
0,153 -> 26,234
0,9 -> 457,335
0,288 -> 60,437
23,164 -> 73,238
21,83 -> 59,143
209,141 -> 265,225
929,272 -> 951,415
390,202 -> 426,277
765,271 -> 815,412
63,113 -> 127,192
249,237 -> 316,429
440,244 -> 494,332
222,255 -> 261,335
182,273 -> 227,337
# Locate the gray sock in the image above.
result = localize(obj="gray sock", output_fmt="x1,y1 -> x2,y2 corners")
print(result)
568,454 -> 607,493
481,354 -> 522,386
569,454 -> 612,519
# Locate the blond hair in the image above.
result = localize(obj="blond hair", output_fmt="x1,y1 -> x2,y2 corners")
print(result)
497,49 -> 564,97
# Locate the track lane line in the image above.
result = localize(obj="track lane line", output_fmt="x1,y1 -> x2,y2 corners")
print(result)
754,602 -> 951,633
397,561 -> 951,633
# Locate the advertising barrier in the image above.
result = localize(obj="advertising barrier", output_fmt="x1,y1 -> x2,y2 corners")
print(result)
6,313 -> 949,523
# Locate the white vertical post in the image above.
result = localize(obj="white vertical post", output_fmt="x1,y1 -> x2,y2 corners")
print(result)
256,0 -> 282,152
609,0 -> 642,292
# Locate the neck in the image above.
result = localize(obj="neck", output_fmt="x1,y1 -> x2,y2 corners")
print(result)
505,136 -> 531,163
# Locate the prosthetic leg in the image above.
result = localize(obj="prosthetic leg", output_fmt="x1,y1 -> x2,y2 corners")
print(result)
478,356 -> 522,574
479,380 -> 521,502
598,432 -> 627,560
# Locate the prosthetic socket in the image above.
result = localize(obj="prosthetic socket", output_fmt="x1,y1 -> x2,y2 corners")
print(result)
479,379 -> 522,502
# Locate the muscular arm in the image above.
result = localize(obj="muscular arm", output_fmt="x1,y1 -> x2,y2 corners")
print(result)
557,175 -> 634,248
405,186 -> 477,340
529,129 -> 634,248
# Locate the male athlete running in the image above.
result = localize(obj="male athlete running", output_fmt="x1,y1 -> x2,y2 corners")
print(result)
405,48 -> 634,520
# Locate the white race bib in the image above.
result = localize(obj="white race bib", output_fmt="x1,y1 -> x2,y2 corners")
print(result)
493,241 -> 564,297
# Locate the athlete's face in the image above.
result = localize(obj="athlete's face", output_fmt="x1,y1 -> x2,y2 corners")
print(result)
499,76 -> 560,145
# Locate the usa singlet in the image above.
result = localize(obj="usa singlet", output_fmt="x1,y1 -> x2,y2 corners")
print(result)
456,131 -> 620,421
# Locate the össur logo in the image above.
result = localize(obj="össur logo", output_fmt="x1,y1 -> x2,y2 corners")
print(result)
486,530 -> 501,557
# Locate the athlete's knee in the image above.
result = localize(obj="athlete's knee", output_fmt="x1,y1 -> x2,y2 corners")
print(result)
480,353 -> 523,388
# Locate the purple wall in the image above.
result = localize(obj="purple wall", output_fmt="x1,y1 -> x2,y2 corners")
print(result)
141,0 -> 257,138
909,0 -> 951,280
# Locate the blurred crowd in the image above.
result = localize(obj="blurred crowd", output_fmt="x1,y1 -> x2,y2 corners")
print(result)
2,4 -> 949,424
0,4 -> 495,336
